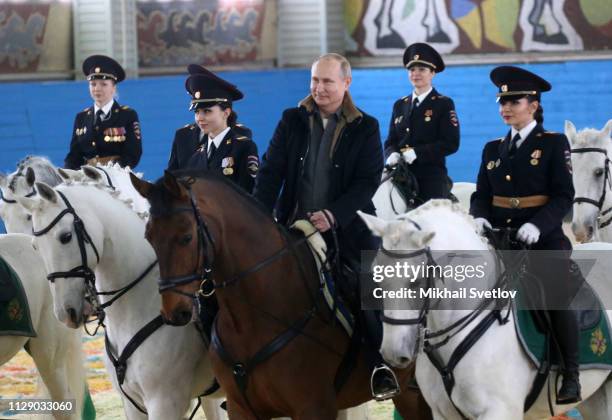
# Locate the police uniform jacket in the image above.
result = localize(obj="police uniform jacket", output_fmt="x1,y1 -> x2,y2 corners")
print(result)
254,94 -> 383,257
470,124 -> 574,247
168,124 -> 258,193
64,101 -> 142,169
384,88 -> 459,179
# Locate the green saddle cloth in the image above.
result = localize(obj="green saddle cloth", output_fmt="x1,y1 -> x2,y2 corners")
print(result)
514,285 -> 612,369
0,256 -> 36,337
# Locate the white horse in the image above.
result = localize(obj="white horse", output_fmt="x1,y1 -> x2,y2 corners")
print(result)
373,168 -> 475,220
17,180 -> 225,420
359,200 -> 612,419
0,234 -> 85,420
566,120 -> 612,243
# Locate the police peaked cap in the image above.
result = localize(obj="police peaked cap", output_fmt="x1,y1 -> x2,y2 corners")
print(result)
490,65 -> 551,99
403,43 -> 445,72
82,55 -> 126,83
185,71 -> 243,111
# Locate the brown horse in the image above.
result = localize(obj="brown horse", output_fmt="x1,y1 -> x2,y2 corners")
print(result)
131,170 -> 432,420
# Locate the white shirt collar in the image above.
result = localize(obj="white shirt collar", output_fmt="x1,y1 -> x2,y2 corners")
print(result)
412,87 -> 433,105
94,100 -> 114,118
511,120 -> 537,149
208,126 -> 231,150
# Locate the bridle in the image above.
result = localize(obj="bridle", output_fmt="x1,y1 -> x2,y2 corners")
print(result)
31,190 -> 156,325
571,147 -> 612,229
0,187 -> 35,204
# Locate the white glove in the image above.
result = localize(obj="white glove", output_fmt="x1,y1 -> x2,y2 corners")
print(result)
385,152 -> 401,166
517,222 -> 540,245
474,218 -> 492,234
402,148 -> 417,164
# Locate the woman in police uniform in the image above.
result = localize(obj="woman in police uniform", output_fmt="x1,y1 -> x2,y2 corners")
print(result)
470,66 -> 581,404
167,68 -> 259,193
64,55 -> 142,169
384,42 -> 460,203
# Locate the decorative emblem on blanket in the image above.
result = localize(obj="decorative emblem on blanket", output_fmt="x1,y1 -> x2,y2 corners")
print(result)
7,298 -> 23,322
591,327 -> 607,357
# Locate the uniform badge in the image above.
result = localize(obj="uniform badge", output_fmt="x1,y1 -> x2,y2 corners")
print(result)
247,155 -> 259,178
414,54 -> 420,60
486,161 -> 495,170
530,159 -> 539,166
531,149 -> 542,159
501,84 -> 508,92
223,167 -> 234,176
449,110 -> 458,127
221,157 -> 234,168
424,109 -> 433,122
195,91 -> 201,99
394,116 -> 403,125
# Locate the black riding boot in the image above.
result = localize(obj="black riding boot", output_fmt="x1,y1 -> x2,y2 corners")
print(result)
550,310 -> 581,404
360,310 -> 401,400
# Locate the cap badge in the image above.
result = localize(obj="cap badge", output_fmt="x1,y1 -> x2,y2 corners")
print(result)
95,67 -> 101,73
501,84 -> 508,92
414,54 -> 420,60
195,91 -> 201,99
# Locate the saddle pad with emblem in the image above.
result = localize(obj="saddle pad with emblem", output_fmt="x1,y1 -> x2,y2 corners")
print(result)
513,284 -> 612,369
0,256 -> 36,337
291,220 -> 354,336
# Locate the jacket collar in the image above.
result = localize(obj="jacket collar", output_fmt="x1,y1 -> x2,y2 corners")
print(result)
298,92 -> 362,124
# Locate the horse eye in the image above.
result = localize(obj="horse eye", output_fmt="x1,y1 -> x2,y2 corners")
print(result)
26,215 -> 32,221
179,234 -> 193,245
59,232 -> 73,244
595,168 -> 604,177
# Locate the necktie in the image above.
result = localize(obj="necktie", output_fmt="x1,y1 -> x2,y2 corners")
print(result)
509,133 -> 521,157
413,97 -> 420,108
95,109 -> 104,125
207,142 -> 217,161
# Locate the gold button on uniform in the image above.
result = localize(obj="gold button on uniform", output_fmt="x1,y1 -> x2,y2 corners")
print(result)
505,175 -> 511,181
405,128 -> 410,132
91,142 -> 96,146
506,219 -> 512,224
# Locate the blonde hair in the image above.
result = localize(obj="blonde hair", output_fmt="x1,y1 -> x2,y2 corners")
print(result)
313,53 -> 352,80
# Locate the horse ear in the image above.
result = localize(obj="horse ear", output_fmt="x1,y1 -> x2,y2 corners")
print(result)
413,230 -> 435,248
357,210 -> 388,237
82,165 -> 102,182
25,167 -> 36,187
58,168 -> 81,181
602,119 -> 612,139
162,170 -> 188,199
130,172 -> 154,199
35,182 -> 58,204
16,195 -> 40,213
564,120 -> 577,143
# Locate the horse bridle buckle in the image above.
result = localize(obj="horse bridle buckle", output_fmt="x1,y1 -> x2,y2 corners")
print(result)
198,278 -> 215,298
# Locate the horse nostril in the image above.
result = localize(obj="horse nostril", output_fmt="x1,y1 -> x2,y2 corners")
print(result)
588,225 -> 594,236
399,356 -> 410,365
66,307 -> 78,324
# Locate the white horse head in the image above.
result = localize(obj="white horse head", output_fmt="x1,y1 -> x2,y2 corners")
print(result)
359,200 -> 490,368
0,156 -> 62,234
17,182 -> 107,327
566,119 -> 612,243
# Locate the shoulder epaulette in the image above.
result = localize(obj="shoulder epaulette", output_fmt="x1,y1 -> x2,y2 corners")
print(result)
236,135 -> 249,141
402,96 -> 410,102
236,123 -> 244,127
83,107 -> 90,112
543,131 -> 559,135
121,105 -> 130,110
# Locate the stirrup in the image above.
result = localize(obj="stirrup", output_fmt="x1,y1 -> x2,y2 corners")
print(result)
370,364 -> 401,401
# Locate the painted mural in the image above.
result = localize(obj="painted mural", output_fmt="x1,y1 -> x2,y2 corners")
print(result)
0,2 -> 72,74
137,0 -> 275,68
346,0 -> 612,56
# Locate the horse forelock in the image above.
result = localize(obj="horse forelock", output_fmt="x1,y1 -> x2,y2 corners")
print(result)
572,127 -> 611,149
405,199 -> 476,230
9,155 -> 62,192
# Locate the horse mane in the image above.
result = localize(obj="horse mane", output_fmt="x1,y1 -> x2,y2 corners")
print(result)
149,170 -> 274,224
59,179 -> 148,220
401,199 -> 478,231
9,155 -> 62,192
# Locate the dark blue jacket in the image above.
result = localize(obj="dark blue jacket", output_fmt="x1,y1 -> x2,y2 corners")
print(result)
470,124 -> 574,246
